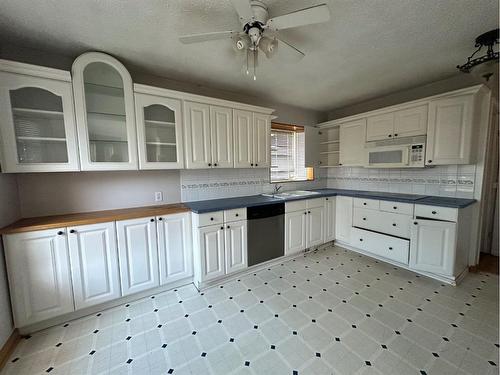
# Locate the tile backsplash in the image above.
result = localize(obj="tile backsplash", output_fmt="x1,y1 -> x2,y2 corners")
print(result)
326,164 -> 476,198
180,168 -> 327,202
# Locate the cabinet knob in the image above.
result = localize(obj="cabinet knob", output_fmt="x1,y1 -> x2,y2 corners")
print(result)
235,213 -> 239,217
388,134 -> 392,137
220,226 -> 224,230
363,202 -> 367,206
359,238 -> 363,242
325,198 -> 328,201
428,160 -> 432,163
210,217 -> 214,221
393,206 -> 397,210
150,218 -> 155,222
308,211 -> 311,214
251,163 -> 254,166
392,223 -> 396,227
339,163 -> 342,166
57,231 -> 64,235
227,225 -> 230,229
304,212 -> 307,215
414,221 -> 418,225
362,217 -> 366,221
432,211 -> 437,214
208,163 -> 212,166
158,217 -> 163,221
70,229 -> 76,234
255,164 -> 258,167
388,247 -> 393,250
394,133 -> 398,137
214,163 -> 218,167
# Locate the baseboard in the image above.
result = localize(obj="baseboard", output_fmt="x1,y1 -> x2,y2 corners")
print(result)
469,265 -> 479,273
0,329 -> 20,371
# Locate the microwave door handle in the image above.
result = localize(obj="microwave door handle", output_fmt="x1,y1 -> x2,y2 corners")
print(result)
402,147 -> 410,165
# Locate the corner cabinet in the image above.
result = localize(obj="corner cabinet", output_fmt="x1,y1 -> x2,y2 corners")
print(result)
4,229 -> 74,327
72,52 -> 138,170
134,86 -> 184,169
0,61 -> 79,172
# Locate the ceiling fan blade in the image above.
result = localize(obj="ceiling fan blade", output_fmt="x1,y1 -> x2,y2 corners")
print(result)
276,38 -> 305,62
265,3 -> 330,31
179,31 -> 236,44
230,0 -> 254,23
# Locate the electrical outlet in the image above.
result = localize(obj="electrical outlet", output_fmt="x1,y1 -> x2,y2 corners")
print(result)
155,191 -> 163,202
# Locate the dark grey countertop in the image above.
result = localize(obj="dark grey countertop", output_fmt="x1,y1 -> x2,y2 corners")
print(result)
185,188 -> 476,213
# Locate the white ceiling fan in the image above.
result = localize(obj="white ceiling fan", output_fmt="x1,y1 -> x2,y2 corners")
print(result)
179,0 -> 331,80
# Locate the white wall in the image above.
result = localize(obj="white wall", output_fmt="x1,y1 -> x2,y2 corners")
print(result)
16,171 -> 180,217
0,174 -> 21,347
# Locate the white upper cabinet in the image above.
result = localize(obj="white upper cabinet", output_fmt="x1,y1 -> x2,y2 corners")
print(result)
233,109 -> 253,168
0,62 -> 79,172
135,89 -> 184,169
210,105 -> 234,168
339,119 -> 366,166
183,101 -> 212,168
366,113 -> 394,141
393,105 -> 428,138
72,52 -> 138,170
4,229 -> 74,327
426,94 -> 474,165
252,113 -> 271,168
233,110 -> 270,168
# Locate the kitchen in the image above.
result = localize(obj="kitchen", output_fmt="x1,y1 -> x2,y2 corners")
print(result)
0,1 -> 498,374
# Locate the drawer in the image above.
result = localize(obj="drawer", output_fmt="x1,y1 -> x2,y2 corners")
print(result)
224,208 -> 246,223
353,198 -> 379,210
379,201 -> 414,216
415,204 -> 458,222
197,211 -> 224,227
306,198 -> 325,209
351,227 -> 409,264
353,207 -> 411,239
285,200 -> 307,213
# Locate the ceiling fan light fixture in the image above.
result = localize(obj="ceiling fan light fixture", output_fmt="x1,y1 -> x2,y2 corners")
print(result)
259,36 -> 278,58
234,35 -> 250,51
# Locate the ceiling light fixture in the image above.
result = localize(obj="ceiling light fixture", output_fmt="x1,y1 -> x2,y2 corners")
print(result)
457,28 -> 499,82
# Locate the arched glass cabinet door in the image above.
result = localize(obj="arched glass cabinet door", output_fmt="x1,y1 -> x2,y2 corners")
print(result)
134,88 -> 184,169
0,69 -> 79,172
72,52 -> 138,170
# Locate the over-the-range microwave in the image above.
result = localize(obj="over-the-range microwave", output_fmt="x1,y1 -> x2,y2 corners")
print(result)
365,135 -> 426,168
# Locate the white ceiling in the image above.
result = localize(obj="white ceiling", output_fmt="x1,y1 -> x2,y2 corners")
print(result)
0,0 -> 498,112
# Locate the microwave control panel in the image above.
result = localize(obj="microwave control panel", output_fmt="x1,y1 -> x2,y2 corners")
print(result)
410,144 -> 425,165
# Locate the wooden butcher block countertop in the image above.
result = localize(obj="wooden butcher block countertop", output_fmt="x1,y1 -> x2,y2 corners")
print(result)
0,203 -> 191,235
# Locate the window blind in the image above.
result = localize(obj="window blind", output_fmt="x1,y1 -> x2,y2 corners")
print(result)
270,124 -> 307,182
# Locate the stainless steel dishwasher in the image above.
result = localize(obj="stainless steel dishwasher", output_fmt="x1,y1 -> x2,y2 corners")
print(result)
247,203 -> 285,266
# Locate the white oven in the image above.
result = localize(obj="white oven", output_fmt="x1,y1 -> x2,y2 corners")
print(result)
365,136 -> 425,168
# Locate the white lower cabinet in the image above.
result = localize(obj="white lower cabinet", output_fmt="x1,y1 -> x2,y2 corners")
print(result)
285,210 -> 307,255
68,222 -> 121,310
409,219 -> 457,276
157,212 -> 193,284
224,220 -> 248,274
335,196 -> 353,243
4,229 -> 74,327
351,227 -> 409,264
197,224 -> 226,282
285,198 -> 325,256
116,217 -> 159,296
324,197 -> 336,242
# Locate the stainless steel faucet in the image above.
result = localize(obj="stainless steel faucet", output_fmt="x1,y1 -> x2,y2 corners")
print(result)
273,184 -> 283,195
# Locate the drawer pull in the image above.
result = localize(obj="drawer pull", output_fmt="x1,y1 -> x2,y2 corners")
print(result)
393,206 -> 397,209
210,217 -> 214,221
208,163 -> 212,166
363,202 -> 367,206
362,217 -> 367,221
235,213 -> 239,217
388,247 -> 393,250
432,211 -> 437,214
392,223 -> 397,227
414,221 -> 418,225
325,198 -> 328,201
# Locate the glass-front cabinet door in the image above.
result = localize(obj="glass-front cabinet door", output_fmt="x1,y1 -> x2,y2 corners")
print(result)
72,52 -> 137,170
134,88 -> 184,169
0,69 -> 79,172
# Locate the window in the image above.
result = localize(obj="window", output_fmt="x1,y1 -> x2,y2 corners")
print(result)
270,123 -> 312,182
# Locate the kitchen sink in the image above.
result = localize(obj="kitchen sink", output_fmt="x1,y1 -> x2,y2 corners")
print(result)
261,190 -> 320,199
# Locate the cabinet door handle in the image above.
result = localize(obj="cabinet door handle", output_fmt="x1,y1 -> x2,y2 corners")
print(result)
432,211 -> 437,214
428,160 -> 432,163
220,226 -> 224,230
308,211 -> 311,214
57,231 -> 64,235
158,217 -> 163,221
214,163 -> 218,167
208,163 -> 212,166
359,238 -> 363,242
413,221 -> 418,225
392,223 -> 397,227
235,213 -> 239,217
210,217 -> 214,221
251,163 -> 254,166
388,134 -> 392,137
394,133 -> 398,137
304,212 -> 307,215
363,202 -> 367,206
70,229 -> 76,234
393,206 -> 397,210
150,218 -> 155,222
325,198 -> 328,201
388,247 -> 393,250
255,164 -> 258,167
227,225 -> 230,229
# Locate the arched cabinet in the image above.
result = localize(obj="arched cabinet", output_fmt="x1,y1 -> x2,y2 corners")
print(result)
0,63 -> 79,172
72,52 -> 138,170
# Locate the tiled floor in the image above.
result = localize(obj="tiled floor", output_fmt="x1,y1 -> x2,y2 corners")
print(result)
2,245 -> 499,375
